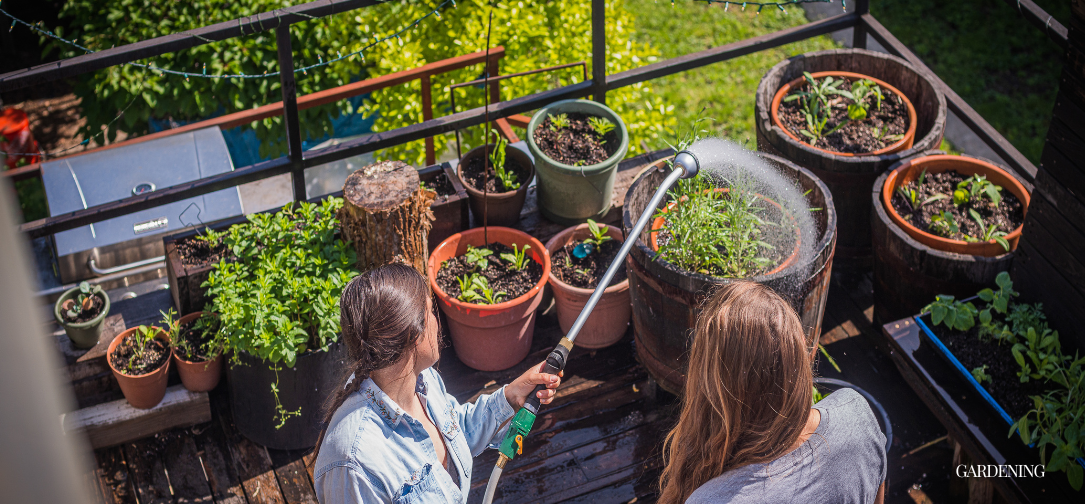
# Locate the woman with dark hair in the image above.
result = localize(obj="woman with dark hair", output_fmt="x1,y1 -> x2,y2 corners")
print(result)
659,281 -> 886,504
312,264 -> 561,503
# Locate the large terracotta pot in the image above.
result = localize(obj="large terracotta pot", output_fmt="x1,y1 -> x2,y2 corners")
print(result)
458,144 -> 534,227
428,227 -> 550,371
771,71 -> 918,157
881,154 -> 1030,257
172,312 -> 223,393
107,327 -> 172,409
544,223 -> 630,349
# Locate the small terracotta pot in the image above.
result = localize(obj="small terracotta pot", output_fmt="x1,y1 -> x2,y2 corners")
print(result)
649,189 -> 803,276
107,327 -> 172,409
458,144 -> 534,227
882,154 -> 1030,257
172,312 -> 223,393
545,223 -> 630,349
771,71 -> 917,156
429,227 -> 550,371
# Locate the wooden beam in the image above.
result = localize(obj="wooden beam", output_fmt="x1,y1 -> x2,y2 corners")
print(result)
63,385 -> 211,449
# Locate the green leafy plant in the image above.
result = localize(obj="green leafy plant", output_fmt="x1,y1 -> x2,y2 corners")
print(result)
1011,327 -> 1067,384
837,78 -> 884,121
162,309 -> 221,362
923,294 -> 978,332
966,209 -> 1010,251
928,211 -> 960,238
194,226 -> 225,247
203,198 -> 357,427
897,187 -> 947,212
583,219 -> 613,248
588,116 -> 616,144
784,72 -> 850,146
464,245 -> 493,272
954,174 -> 1003,207
977,272 -> 1020,343
548,113 -> 570,131
61,281 -> 105,321
500,244 -> 532,272
971,365 -> 992,384
457,273 -> 506,305
123,325 -> 162,375
487,129 -> 520,192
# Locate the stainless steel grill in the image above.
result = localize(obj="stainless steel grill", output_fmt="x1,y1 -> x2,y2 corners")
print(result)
41,127 -> 243,284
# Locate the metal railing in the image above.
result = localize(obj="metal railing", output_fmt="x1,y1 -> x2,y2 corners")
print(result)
0,0 -> 1050,239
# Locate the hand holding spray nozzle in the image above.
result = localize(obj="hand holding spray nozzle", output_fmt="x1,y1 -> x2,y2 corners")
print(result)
481,150 -> 701,504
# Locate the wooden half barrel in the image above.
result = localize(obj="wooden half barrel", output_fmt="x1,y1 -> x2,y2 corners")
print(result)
624,153 -> 837,395
756,49 -> 946,261
871,158 -> 1018,325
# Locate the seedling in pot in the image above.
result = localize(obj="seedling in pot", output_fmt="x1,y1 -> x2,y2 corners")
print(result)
976,271 -> 1018,341
971,365 -> 992,384
464,245 -> 492,272
548,113 -> 569,131
573,219 -> 612,258
928,211 -> 959,238
783,72 -> 849,146
124,325 -> 163,375
587,117 -> 616,145
923,294 -> 977,332
953,174 -> 1002,207
457,273 -> 506,305
500,244 -> 532,272
62,281 -> 105,322
871,125 -> 905,144
897,186 -> 947,212
194,226 -> 225,246
1011,327 -> 1066,383
837,78 -> 884,121
966,209 -> 1010,251
488,128 -> 520,191
162,308 -> 220,362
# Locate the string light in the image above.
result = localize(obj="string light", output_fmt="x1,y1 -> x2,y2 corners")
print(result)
0,0 -> 453,81
680,0 -> 831,11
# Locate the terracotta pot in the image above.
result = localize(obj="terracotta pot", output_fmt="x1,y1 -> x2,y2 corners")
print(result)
107,327 -> 172,409
771,71 -> 918,157
54,286 -> 111,349
428,227 -> 550,371
882,154 -> 1030,257
458,144 -> 534,227
649,189 -> 803,276
172,312 -> 223,393
545,223 -> 630,349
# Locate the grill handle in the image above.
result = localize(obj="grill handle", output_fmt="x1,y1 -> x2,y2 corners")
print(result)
87,256 -> 166,276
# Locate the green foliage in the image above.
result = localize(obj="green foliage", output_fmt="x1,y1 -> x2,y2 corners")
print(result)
811,385 -> 825,404
203,198 -> 358,368
500,244 -> 531,272
124,325 -> 161,374
194,226 -> 226,247
582,219 -> 613,249
928,210 -> 959,237
1011,327 -> 1066,384
548,113 -> 570,131
587,116 -> 616,144
871,125 -> 905,145
487,129 -> 520,191
457,273 -> 506,304
965,209 -> 1010,251
783,72 -> 849,146
955,174 -> 1003,207
971,365 -> 992,385
62,282 -> 105,321
837,78 -> 883,121
923,294 -> 977,332
162,309 -> 222,362
896,184 -> 946,212
464,245 -> 493,272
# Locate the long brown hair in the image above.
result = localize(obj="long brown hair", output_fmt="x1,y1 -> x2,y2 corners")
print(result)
311,263 -> 433,464
657,281 -> 815,504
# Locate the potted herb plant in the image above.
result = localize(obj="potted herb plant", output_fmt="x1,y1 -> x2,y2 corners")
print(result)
624,133 -> 836,394
544,219 -> 630,349
428,227 -> 551,371
756,49 -> 947,260
107,324 -> 171,409
457,129 -> 534,227
872,154 -> 1030,323
164,224 -> 234,316
161,309 -> 223,393
204,198 -> 357,450
55,281 -> 111,349
527,99 -> 629,225
914,273 -> 1085,490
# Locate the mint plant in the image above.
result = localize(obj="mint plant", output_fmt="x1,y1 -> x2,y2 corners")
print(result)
500,244 -> 531,272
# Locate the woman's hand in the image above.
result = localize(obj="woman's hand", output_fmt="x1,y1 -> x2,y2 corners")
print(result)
504,361 -> 563,409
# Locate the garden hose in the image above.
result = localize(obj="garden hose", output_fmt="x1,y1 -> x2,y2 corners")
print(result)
480,152 -> 700,504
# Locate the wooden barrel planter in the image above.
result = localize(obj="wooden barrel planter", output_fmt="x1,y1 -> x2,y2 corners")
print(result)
624,153 -> 837,395
756,49 -> 946,261
872,154 -> 1028,325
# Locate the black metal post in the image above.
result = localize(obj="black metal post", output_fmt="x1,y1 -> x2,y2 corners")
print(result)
591,0 -> 606,104
276,25 -> 307,202
852,0 -> 869,49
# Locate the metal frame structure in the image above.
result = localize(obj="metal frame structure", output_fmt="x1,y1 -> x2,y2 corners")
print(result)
0,0 -> 1064,239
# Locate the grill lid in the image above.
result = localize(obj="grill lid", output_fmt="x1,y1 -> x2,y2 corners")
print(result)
42,127 -> 243,256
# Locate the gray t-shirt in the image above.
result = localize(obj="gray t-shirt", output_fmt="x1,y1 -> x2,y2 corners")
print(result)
686,388 -> 887,504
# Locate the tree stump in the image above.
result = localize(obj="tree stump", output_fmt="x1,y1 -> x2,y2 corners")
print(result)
339,161 -> 435,275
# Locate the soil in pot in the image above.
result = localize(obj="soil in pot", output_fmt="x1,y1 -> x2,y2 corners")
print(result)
551,239 -> 626,289
435,243 -> 543,301
60,294 -> 105,324
110,331 -> 171,376
174,316 -> 220,363
533,112 -> 620,165
778,76 -> 909,154
890,170 -> 1024,244
422,171 -> 457,202
176,233 -> 230,269
462,150 -> 531,194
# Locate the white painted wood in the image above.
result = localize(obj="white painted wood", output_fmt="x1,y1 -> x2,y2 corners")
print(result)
62,384 -> 210,448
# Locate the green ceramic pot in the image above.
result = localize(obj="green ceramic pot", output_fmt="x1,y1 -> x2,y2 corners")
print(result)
54,285 -> 111,349
527,99 -> 629,225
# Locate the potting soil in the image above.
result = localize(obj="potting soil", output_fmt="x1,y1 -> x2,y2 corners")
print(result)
890,171 -> 1024,241
422,171 -> 457,201
462,152 -> 531,193
177,234 -> 230,268
552,238 -> 627,289
778,78 -> 909,153
175,318 -> 219,362
533,112 -> 620,165
111,335 -> 170,376
435,242 -> 544,302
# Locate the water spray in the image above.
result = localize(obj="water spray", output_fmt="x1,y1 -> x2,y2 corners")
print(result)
480,151 -> 700,504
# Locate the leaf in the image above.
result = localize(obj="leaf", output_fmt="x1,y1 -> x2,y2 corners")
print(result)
978,288 -> 995,302
995,236 -> 1010,252
979,309 -> 992,325
931,304 -> 947,325
1067,463 -> 1083,491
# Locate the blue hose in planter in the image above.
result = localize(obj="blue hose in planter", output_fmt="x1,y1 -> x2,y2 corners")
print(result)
814,377 -> 894,453
526,99 -> 629,225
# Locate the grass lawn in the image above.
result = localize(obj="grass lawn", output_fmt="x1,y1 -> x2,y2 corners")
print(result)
625,1 -> 841,148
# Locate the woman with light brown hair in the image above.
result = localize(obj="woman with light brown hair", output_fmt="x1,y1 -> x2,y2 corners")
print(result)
658,281 -> 886,504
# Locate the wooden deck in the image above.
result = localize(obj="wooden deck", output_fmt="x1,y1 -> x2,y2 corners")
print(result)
78,262 -> 960,504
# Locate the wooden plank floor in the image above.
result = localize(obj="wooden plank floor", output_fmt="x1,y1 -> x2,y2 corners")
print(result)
85,262 -> 960,504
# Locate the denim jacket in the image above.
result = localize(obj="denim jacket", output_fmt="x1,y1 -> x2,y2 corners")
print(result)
314,367 -> 516,503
